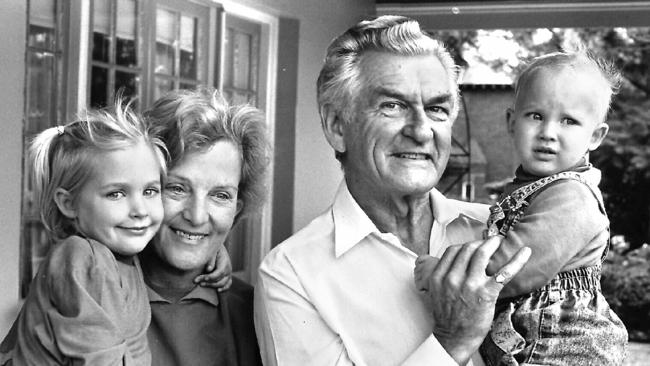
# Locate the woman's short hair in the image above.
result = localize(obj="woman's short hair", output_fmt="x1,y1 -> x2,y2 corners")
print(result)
316,15 -> 460,125
144,88 -> 270,222
31,101 -> 167,241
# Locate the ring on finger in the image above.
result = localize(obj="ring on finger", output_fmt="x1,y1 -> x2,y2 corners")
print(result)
494,271 -> 510,284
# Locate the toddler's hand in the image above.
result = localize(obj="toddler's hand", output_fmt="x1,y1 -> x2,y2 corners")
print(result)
193,244 -> 233,292
414,255 -> 438,292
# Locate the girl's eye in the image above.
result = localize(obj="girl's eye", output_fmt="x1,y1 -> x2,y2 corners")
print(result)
106,191 -> 125,200
531,113 -> 543,120
562,118 -> 579,126
143,187 -> 160,197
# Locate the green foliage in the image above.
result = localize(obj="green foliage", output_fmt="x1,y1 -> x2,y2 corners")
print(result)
602,244 -> 650,341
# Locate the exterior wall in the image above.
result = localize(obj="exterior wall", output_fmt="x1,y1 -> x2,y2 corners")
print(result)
231,0 -> 376,233
0,0 -> 26,338
460,86 -> 518,185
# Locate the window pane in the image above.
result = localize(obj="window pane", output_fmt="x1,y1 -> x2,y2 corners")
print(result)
115,70 -> 139,101
154,77 -> 173,100
156,9 -> 176,76
116,0 -> 137,66
28,0 -> 56,49
179,15 -> 197,79
232,31 -> 251,89
90,66 -> 109,108
93,0 -> 111,62
92,32 -> 110,62
25,52 -> 55,135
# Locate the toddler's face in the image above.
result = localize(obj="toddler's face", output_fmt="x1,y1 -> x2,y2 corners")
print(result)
72,140 -> 164,255
508,66 -> 609,176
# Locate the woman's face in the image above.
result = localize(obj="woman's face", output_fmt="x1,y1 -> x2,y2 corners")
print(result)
151,140 -> 242,272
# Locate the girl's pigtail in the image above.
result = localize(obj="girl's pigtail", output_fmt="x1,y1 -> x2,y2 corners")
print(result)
29,126 -> 64,233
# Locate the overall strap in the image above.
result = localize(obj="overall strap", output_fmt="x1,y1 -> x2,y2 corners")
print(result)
486,171 -> 608,242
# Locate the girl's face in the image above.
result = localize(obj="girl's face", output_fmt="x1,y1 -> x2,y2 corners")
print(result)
151,140 -> 242,273
72,141 -> 164,255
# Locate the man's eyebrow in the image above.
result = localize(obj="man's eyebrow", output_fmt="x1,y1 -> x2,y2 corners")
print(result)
424,93 -> 454,105
374,86 -> 454,105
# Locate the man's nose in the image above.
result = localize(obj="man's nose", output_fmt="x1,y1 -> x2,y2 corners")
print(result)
402,109 -> 433,142
182,195 -> 209,225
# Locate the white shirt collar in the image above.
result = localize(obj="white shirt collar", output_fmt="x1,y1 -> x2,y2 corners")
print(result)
331,180 -> 487,258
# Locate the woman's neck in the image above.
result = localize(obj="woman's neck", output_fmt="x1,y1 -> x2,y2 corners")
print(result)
140,248 -> 202,302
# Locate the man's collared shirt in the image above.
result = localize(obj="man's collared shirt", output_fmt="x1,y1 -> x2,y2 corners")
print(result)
255,182 -> 489,366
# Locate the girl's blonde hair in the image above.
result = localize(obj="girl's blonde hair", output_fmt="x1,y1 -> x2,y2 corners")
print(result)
30,100 -> 167,241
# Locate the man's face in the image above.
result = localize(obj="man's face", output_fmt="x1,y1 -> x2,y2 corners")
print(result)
341,51 -> 456,198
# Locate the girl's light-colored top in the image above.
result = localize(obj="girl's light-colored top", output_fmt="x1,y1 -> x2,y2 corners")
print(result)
0,235 -> 151,366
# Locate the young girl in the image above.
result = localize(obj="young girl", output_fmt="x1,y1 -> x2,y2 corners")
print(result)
0,102 -> 166,365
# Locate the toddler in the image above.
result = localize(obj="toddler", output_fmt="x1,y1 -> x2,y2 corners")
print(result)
0,102 -> 166,365
416,49 -> 628,365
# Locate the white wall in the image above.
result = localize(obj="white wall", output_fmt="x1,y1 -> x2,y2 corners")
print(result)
228,0 -> 376,231
0,0 -> 26,337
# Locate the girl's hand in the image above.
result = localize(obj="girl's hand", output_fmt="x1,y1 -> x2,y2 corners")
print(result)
193,244 -> 233,292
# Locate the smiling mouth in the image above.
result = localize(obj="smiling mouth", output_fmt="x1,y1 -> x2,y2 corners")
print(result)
120,225 -> 149,231
394,153 -> 431,160
173,228 -> 207,241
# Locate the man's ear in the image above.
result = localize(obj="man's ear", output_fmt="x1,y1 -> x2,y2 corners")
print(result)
320,104 -> 347,155
54,188 -> 77,219
506,108 -> 516,135
588,122 -> 609,151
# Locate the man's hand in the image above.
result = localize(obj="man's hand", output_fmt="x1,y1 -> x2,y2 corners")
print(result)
415,236 -> 531,365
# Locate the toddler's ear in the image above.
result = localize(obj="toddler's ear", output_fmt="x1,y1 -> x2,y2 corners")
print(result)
505,108 -> 515,135
54,188 -> 77,219
588,122 -> 609,151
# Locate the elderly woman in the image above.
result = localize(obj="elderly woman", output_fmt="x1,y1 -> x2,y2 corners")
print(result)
140,88 -> 268,366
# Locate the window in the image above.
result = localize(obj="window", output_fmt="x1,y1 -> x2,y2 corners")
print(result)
220,7 -> 277,284
152,0 -> 211,99
20,0 -> 67,297
90,0 -> 141,108
21,0 -> 277,291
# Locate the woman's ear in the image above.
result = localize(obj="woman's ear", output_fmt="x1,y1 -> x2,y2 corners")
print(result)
54,188 -> 77,219
588,122 -> 609,151
236,199 -> 243,216
320,104 -> 347,156
506,108 -> 516,135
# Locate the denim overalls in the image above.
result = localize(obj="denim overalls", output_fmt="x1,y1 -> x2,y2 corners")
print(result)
479,171 -> 628,366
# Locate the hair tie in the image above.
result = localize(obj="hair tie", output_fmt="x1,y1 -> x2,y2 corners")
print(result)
56,125 -> 64,136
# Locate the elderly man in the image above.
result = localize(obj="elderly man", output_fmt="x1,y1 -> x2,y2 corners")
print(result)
254,16 -> 530,366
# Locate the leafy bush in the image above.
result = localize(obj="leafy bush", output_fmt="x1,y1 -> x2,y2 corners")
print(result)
601,242 -> 650,342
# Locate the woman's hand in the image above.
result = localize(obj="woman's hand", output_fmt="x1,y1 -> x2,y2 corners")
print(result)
193,244 -> 233,291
